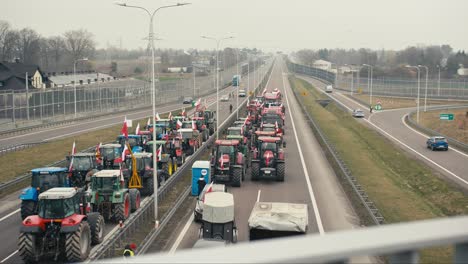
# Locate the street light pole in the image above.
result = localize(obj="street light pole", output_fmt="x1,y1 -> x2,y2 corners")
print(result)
437,65 -> 441,97
406,65 -> 421,123
73,58 -> 88,118
116,1 -> 190,225
363,64 -> 373,106
418,65 -> 429,112
235,48 -> 239,119
201,35 -> 234,140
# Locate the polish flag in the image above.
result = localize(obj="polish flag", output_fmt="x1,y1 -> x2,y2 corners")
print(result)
176,119 -> 183,129
192,120 -> 197,130
121,119 -> 128,139
168,112 -> 173,120
121,144 -> 128,162
95,142 -> 102,159
135,123 -> 140,135
220,156 -> 225,170
155,112 -> 161,121
146,118 -> 151,127
195,98 -> 201,110
68,141 -> 77,172
156,145 -> 162,162
262,88 -> 267,95
181,108 -> 186,117
202,182 -> 214,202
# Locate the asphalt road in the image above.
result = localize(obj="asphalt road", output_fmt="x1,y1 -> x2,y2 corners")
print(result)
159,58 -> 368,263
299,75 -> 468,190
0,63 -> 272,264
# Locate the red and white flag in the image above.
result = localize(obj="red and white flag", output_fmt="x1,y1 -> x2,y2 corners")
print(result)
176,119 -> 183,129
202,181 -> 214,202
68,141 -> 77,172
195,98 -> 201,110
181,108 -> 186,117
156,145 -> 162,161
192,120 -> 196,130
262,88 -> 267,95
121,144 -> 128,162
275,121 -> 278,129
155,112 -> 161,121
121,119 -> 128,139
220,156 -> 225,170
135,123 -> 140,135
147,117 -> 151,127
168,112 -> 173,120
71,141 -> 77,155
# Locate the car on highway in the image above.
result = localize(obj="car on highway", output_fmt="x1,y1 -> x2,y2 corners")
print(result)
325,85 -> 333,93
352,109 -> 365,118
426,136 -> 449,151
239,89 -> 246,97
183,97 -> 193,104
221,94 -> 230,102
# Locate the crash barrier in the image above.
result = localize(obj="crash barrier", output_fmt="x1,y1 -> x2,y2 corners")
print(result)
287,59 -> 468,100
100,216 -> 468,263
405,105 -> 468,153
0,142 -> 43,156
90,59 -> 275,260
289,74 -> 384,225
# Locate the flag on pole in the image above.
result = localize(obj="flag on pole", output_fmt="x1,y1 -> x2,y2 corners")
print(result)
176,119 -> 183,129
168,112 -> 173,120
157,145 -> 162,162
121,119 -> 128,138
202,181 -> 214,202
155,112 -> 161,121
181,108 -> 186,117
220,156 -> 225,170
135,123 -> 140,135
195,98 -> 201,110
95,142 -> 102,159
121,144 -> 128,162
192,120 -> 196,130
262,88 -> 267,95
68,141 -> 77,172
147,117 -> 151,127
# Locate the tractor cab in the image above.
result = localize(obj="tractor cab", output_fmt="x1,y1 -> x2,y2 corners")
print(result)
19,167 -> 70,219
117,135 -> 144,153
100,143 -> 123,169
177,128 -> 201,156
125,153 -> 153,175
210,140 -> 245,187
145,140 -> 175,177
251,136 -> 285,182
182,121 -> 195,129
122,151 -> 161,195
264,92 -> 281,104
232,120 -> 246,129
226,127 -> 249,156
66,153 -> 98,187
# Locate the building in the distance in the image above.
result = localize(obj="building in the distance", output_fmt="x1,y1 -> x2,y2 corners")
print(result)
0,60 -> 48,91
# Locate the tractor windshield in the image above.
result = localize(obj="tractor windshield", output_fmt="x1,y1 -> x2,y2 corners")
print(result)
118,137 -> 140,148
71,156 -> 92,171
127,157 -> 152,171
261,142 -> 277,152
262,115 -> 282,125
92,176 -> 118,191
38,197 -> 77,219
31,172 -> 67,190
217,145 -> 235,161
101,147 -> 120,160
228,130 -> 242,136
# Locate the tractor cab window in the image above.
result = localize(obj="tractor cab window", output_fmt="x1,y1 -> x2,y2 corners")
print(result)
261,142 -> 277,152
92,176 -> 118,191
228,130 -> 242,136
71,156 -> 92,170
101,147 -> 120,160
38,197 -> 76,219
195,112 -> 203,118
31,172 -> 67,189
217,145 -> 235,161
127,138 -> 139,147
263,127 -> 276,132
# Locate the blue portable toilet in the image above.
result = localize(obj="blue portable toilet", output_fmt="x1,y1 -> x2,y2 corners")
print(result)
192,160 -> 211,196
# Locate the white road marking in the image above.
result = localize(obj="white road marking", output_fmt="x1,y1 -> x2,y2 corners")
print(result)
281,64 -> 325,235
0,250 -> 18,263
256,190 -> 261,202
169,214 -> 194,254
401,114 -> 468,158
0,209 -> 20,223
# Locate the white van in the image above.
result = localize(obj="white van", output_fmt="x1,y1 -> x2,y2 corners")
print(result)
325,85 -> 333,93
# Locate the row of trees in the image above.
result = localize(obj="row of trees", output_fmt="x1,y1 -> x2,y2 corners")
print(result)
0,20 -> 95,72
294,45 -> 468,78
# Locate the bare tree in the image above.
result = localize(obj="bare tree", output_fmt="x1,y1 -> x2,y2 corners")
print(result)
0,20 -> 10,61
47,36 -> 66,71
18,28 -> 41,64
64,29 -> 95,63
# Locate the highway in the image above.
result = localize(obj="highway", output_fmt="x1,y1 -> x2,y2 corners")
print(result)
298,75 -> 468,189
0,62 -> 271,264
156,58 -> 368,263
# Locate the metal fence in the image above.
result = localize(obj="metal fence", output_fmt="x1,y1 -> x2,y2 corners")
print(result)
0,61 -> 248,130
287,61 -> 468,100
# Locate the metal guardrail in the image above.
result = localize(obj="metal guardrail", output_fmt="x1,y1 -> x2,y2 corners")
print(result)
0,142 -> 44,156
98,215 -> 468,264
405,105 -> 468,153
90,60 -> 275,260
289,73 -> 384,225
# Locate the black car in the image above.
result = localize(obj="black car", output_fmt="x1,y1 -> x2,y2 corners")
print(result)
183,97 -> 193,104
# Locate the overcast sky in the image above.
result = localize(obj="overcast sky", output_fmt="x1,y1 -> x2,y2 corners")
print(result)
2,0 -> 468,52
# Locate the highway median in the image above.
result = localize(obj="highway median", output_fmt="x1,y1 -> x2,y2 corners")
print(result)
289,75 -> 468,263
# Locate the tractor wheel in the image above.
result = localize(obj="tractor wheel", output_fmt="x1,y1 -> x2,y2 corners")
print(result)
88,212 -> 104,245
276,162 -> 285,182
20,200 -> 36,220
232,167 -> 242,187
18,232 -> 40,263
141,177 -> 154,196
173,157 -> 178,172
251,162 -> 260,181
129,189 -> 141,212
65,221 -> 91,262
114,193 -> 131,222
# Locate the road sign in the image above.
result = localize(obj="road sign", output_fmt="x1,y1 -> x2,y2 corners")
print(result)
374,104 -> 382,111
440,113 -> 454,121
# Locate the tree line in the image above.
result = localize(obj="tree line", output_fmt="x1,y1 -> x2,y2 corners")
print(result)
294,45 -> 468,78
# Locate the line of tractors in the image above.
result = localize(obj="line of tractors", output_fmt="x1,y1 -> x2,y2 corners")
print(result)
17,106 -> 219,263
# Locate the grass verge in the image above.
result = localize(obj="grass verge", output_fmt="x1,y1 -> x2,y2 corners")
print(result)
290,76 -> 468,263
352,94 -> 467,109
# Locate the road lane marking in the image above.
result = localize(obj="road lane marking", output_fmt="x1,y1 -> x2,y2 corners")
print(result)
256,190 -> 261,202
0,250 -> 18,263
0,209 -> 20,223
281,64 -> 325,235
400,114 -> 468,158
169,214 -> 194,254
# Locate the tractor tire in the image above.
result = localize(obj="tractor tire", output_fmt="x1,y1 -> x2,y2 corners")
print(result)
141,177 -> 154,196
129,189 -> 141,212
232,167 -> 242,187
173,157 -> 178,172
251,162 -> 260,181
88,212 -> 104,245
18,232 -> 39,263
276,162 -> 285,182
65,221 -> 91,262
20,200 -> 36,220
114,193 -> 131,222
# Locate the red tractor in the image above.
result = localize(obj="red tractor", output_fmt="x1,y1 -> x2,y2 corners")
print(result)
18,187 -> 104,263
210,140 -> 246,187
251,136 -> 285,182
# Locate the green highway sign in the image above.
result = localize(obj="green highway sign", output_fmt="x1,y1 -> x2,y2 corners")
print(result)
374,104 -> 382,111
440,113 -> 454,121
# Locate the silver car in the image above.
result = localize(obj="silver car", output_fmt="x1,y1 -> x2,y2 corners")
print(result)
352,109 -> 365,118
221,95 -> 230,102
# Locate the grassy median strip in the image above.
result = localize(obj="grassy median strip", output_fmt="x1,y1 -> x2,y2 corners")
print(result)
0,110 -> 188,186
289,76 -> 468,263
352,94 -> 467,109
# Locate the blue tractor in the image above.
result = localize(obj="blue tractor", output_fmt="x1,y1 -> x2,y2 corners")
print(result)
19,167 -> 70,220
117,134 -> 144,153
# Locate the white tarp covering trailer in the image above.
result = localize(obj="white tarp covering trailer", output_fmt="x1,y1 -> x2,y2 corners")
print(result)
200,192 -> 237,243
248,202 -> 308,241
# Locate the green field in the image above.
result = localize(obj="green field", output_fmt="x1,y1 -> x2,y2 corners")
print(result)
289,76 -> 468,262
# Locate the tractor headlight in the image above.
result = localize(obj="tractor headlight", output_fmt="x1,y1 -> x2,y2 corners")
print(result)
114,192 -> 121,198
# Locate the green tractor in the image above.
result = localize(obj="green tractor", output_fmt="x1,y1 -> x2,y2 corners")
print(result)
18,187 -> 104,263
89,170 -> 141,222
226,127 -> 250,166
145,140 -> 175,177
